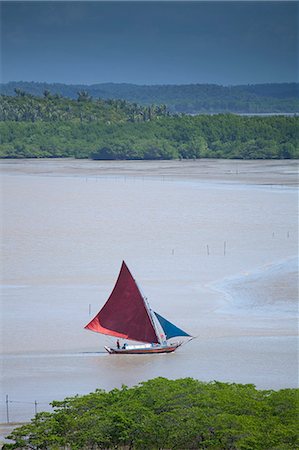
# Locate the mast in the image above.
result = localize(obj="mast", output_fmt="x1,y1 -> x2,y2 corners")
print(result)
144,297 -> 163,345
134,278 -> 162,345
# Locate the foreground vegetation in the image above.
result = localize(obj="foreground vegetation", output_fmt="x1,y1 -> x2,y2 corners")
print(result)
4,377 -> 298,449
0,93 -> 298,160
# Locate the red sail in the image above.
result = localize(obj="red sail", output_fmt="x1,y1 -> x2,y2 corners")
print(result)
85,261 -> 159,343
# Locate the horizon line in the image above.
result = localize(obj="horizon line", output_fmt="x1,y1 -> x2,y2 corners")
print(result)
1,80 -> 298,87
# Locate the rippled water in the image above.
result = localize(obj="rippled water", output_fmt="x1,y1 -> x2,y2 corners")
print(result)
1,159 -> 298,422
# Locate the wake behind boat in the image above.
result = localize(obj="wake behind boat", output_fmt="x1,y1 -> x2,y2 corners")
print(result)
85,261 -> 192,354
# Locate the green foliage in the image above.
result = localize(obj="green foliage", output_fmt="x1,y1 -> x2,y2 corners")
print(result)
4,377 -> 299,449
0,94 -> 298,160
0,93 -> 167,124
1,81 -> 299,113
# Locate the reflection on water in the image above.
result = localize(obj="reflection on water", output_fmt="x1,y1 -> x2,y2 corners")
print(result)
1,160 -> 298,422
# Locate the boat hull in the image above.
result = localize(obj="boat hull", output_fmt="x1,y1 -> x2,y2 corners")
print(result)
104,344 -> 180,354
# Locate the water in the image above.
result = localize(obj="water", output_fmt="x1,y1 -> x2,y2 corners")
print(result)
0,159 -> 298,423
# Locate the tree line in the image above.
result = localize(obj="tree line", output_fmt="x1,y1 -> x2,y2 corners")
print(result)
1,81 -> 298,113
0,93 -> 298,160
4,377 -> 298,449
0,91 -> 168,124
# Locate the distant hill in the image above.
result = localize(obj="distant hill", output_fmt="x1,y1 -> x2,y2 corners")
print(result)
0,82 -> 298,114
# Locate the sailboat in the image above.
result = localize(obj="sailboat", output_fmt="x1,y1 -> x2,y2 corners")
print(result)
85,261 -> 192,354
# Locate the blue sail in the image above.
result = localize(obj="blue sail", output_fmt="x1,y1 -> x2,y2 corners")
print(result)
154,312 -> 191,340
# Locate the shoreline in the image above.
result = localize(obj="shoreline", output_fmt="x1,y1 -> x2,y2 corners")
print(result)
206,257 -> 298,340
1,158 -> 298,187
212,256 -> 298,312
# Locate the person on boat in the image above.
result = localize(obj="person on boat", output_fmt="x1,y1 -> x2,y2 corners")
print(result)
122,343 -> 127,349
116,339 -> 120,349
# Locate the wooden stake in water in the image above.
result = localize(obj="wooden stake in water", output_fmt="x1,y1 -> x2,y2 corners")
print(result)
6,394 -> 9,424
89,304 -> 91,316
207,244 -> 210,256
35,400 -> 38,415
224,241 -> 227,256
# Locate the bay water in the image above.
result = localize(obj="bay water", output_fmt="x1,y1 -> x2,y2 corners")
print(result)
1,159 -> 297,422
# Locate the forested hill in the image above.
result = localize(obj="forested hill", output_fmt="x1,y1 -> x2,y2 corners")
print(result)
1,93 -> 297,160
1,81 -> 298,113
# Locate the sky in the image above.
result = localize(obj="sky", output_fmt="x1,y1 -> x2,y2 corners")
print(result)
0,1 -> 298,85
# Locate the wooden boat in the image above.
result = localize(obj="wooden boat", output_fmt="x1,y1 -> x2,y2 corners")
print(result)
85,261 -> 192,354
